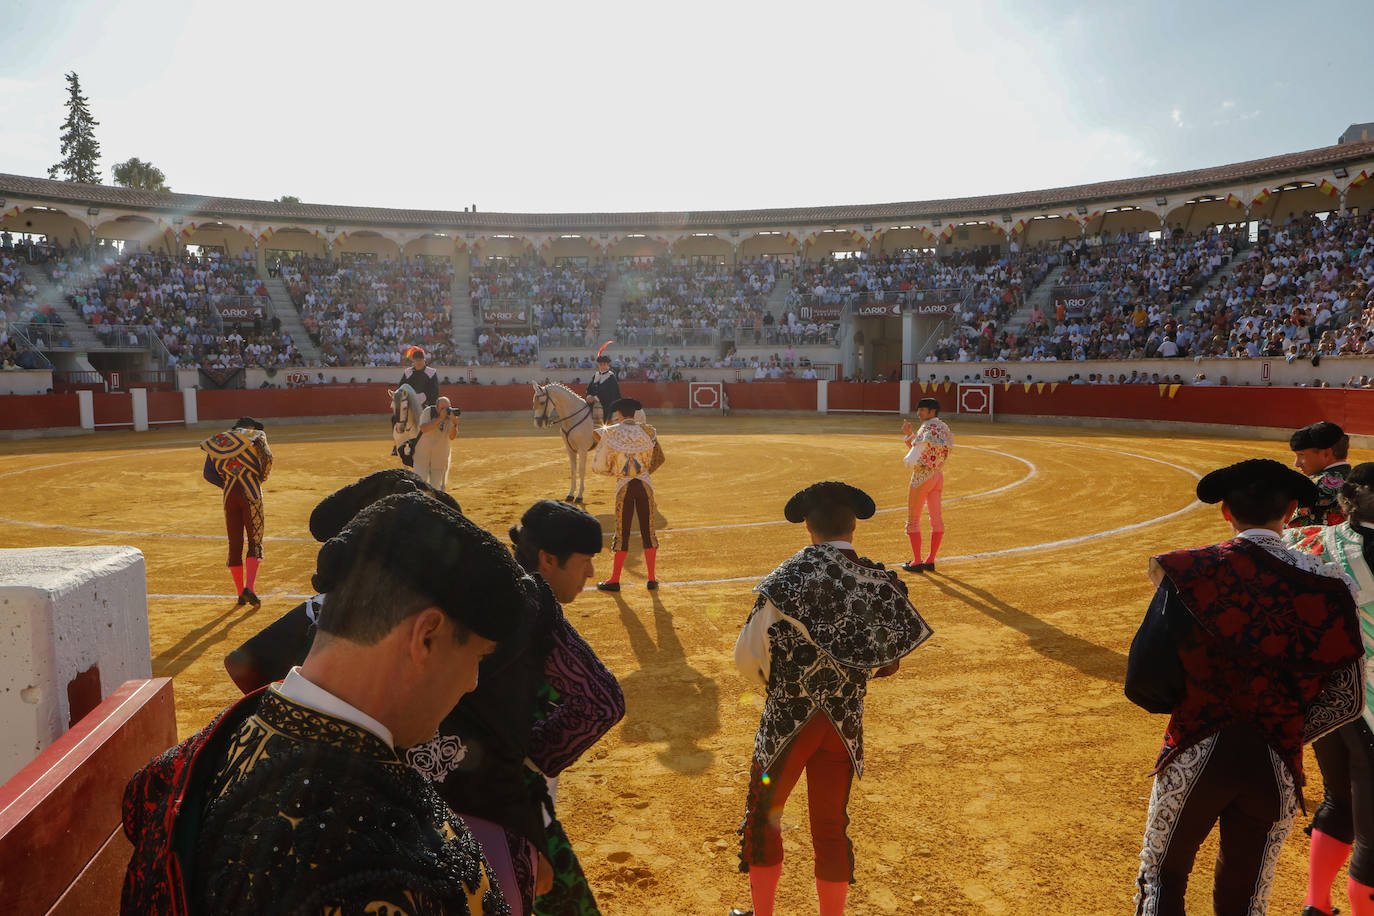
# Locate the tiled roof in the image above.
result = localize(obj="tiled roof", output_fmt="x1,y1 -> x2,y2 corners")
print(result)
5,137 -> 1374,232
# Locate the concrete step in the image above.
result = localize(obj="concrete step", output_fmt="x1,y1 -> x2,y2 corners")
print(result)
599,268 -> 624,339
450,259 -> 473,359
18,264 -> 104,352
1004,264 -> 1067,334
260,275 -> 322,365
765,274 -> 793,318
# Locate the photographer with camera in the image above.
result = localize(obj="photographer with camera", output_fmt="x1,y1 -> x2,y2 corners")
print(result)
414,395 -> 460,492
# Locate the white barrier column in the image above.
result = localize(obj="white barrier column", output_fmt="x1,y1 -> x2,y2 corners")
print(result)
817,379 -> 829,414
899,380 -> 911,415
182,387 -> 199,426
77,390 -> 94,430
0,546 -> 150,783
131,388 -> 149,431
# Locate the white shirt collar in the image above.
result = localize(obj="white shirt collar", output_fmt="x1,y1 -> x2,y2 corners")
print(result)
276,667 -> 394,748
1237,528 -> 1283,541
823,540 -> 854,551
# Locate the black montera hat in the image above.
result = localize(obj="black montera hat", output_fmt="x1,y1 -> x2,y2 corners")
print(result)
784,481 -> 877,524
608,397 -> 642,418
511,500 -> 603,557
916,397 -> 941,410
233,416 -> 265,430
1290,420 -> 1346,451
596,354 -> 612,363
309,468 -> 461,542
1195,458 -> 1318,506
312,492 -> 529,643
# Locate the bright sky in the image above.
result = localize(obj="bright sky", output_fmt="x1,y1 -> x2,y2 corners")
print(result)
1,0 -> 1369,215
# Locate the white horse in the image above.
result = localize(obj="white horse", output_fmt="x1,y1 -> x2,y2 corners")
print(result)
532,382 -> 599,503
389,383 -> 423,465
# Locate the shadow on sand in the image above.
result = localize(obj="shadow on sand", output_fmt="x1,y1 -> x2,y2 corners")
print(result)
921,571 -> 1128,683
612,591 -> 719,773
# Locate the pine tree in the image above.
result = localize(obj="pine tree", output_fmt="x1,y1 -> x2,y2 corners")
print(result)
48,72 -> 102,184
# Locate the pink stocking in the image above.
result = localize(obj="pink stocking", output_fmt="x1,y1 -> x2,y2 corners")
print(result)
1350,876 -> 1374,916
907,531 -> 922,564
644,547 -> 657,580
747,862 -> 782,916
245,557 -> 260,591
230,565 -> 244,594
1305,829 -> 1352,913
605,550 -> 627,584
816,878 -> 848,916
926,531 -> 944,563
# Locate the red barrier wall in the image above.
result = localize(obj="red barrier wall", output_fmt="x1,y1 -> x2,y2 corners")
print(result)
91,394 -> 132,428
0,394 -> 81,430
146,391 -> 184,424
984,383 -> 1374,433
724,382 -> 817,412
828,382 -> 900,413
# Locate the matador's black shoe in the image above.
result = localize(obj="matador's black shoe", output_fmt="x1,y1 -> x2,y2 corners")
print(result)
596,581 -> 620,592
239,588 -> 261,609
728,910 -> 753,916
1301,906 -> 1339,915
646,579 -> 659,590
900,560 -> 925,573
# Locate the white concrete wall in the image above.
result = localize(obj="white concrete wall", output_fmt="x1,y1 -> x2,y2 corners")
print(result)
0,370 -> 54,395
0,546 -> 150,783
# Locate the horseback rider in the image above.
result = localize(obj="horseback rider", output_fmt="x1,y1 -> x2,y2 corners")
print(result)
586,343 -> 620,426
399,345 -> 440,408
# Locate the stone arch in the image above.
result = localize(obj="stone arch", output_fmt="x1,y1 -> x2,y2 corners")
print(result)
1087,206 -> 1162,240
262,226 -> 329,259
605,234 -> 668,262
0,206 -> 86,248
336,229 -> 400,262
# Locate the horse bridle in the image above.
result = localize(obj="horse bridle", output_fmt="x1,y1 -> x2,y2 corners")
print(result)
536,385 -> 594,442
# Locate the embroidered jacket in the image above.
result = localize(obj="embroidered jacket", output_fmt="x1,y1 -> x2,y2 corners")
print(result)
591,419 -> 664,492
1126,534 -> 1364,786
399,364 -> 440,406
1288,462 -> 1351,529
1288,521 -> 1374,731
903,417 -> 952,487
200,428 -> 273,504
120,688 -> 506,916
405,577 -> 625,863
585,369 -> 620,409
735,543 -> 932,776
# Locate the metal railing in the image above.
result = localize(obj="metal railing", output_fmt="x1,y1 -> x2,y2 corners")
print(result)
3,325 -> 54,370
615,327 -> 720,348
537,328 -> 606,348
729,324 -> 839,347
15,320 -> 73,350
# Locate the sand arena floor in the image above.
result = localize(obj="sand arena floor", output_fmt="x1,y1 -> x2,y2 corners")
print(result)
0,414 -> 1356,915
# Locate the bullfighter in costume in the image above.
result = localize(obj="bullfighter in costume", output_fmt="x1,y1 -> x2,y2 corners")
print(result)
1289,420 -> 1353,529
120,492 -> 530,915
901,396 -> 953,573
585,343 -> 621,426
1126,458 -> 1366,916
1287,461 -> 1374,916
222,467 -> 461,693
200,416 -> 273,608
592,398 -> 665,591
733,482 -> 933,916
399,344 -> 441,407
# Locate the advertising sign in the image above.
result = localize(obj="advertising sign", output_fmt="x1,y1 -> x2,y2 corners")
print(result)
481,303 -> 531,326
799,304 -> 842,321
855,302 -> 901,318
1051,287 -> 1095,320
220,304 -> 266,324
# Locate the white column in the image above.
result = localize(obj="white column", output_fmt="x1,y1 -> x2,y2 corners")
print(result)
130,388 -> 148,432
901,309 -> 917,366
182,387 -> 199,426
77,390 -> 94,430
899,380 -> 911,415
817,379 -> 829,414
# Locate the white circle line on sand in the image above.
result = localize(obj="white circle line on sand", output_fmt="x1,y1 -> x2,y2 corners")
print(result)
0,441 -> 1035,543
148,441 -> 1201,594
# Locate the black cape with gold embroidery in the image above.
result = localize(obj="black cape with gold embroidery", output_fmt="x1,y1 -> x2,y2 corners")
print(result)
121,688 -> 507,916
